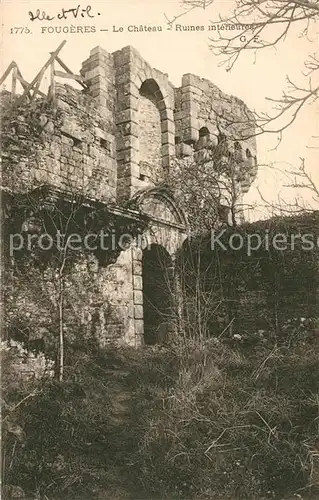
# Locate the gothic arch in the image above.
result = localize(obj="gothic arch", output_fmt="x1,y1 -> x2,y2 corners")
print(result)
131,185 -> 188,227
131,186 -> 188,256
137,79 -> 164,182
133,70 -> 175,178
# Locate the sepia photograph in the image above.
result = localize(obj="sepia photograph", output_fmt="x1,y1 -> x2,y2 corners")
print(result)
0,1 -> 318,499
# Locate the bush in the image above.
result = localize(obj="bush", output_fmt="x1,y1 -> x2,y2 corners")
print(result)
1,340 -> 181,499
2,343 -> 118,499
131,337 -> 319,499
2,334 -> 319,499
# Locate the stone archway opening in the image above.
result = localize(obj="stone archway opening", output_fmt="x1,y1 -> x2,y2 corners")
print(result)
138,79 -> 165,183
142,243 -> 173,345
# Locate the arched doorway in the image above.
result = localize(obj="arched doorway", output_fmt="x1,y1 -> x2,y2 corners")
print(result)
142,244 -> 173,345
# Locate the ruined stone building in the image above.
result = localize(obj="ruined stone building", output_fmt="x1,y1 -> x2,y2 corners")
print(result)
1,45 -> 257,348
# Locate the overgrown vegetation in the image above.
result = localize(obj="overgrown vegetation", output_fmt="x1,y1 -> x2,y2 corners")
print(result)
178,211 -> 319,338
2,324 -> 319,499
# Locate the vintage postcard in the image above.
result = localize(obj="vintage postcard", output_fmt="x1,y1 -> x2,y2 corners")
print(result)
1,1 -> 318,499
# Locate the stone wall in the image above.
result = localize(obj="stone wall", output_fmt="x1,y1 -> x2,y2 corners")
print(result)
3,248 -> 141,349
2,44 -> 258,204
112,46 -> 176,200
179,212 -> 319,337
2,44 -> 258,348
1,85 -> 117,203
174,73 -> 258,194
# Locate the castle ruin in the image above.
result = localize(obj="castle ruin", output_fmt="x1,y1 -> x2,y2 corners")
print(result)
1,44 -> 257,348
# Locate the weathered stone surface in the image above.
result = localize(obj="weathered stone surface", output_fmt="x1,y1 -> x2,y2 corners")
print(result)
133,276 -> 143,290
132,260 -> 142,275
2,43 -> 257,348
133,290 -> 143,305
134,305 -> 144,319
134,320 -> 144,335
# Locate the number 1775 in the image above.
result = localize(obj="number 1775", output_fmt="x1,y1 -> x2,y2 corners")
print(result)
10,27 -> 31,34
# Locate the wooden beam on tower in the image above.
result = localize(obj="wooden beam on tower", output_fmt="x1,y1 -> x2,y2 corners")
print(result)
0,61 -> 16,86
14,40 -> 67,106
55,56 -> 87,88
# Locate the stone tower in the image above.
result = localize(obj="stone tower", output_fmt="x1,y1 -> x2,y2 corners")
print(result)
2,45 -> 257,347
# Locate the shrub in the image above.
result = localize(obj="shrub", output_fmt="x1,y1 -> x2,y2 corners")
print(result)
132,337 -> 319,499
2,334 -> 318,499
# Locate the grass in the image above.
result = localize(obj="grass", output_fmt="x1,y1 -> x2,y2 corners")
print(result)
2,332 -> 319,499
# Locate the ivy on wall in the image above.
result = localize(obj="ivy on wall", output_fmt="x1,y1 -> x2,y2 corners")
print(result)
177,212 -> 319,337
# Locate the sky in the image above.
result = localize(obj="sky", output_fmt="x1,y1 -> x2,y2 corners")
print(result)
1,0 -> 318,220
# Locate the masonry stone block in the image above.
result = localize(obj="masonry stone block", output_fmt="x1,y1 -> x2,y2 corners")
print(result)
134,290 -> 143,304
161,144 -> 173,157
132,246 -> 143,260
130,163 -> 140,179
161,119 -> 175,134
131,176 -> 144,188
133,260 -> 142,275
116,109 -> 138,125
182,127 -> 199,144
162,156 -> 171,169
181,85 -> 202,97
182,73 -> 202,87
134,305 -> 144,319
160,108 -> 175,121
135,320 -> 144,335
133,275 -> 143,290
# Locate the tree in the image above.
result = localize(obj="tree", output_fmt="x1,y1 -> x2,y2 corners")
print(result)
3,186 -> 147,380
211,1 -> 318,140
144,137 -> 255,342
256,157 -> 319,215
175,0 -> 318,143
169,134 -> 255,231
4,189 -> 97,381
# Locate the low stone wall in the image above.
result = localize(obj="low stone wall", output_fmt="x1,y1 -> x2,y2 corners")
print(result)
3,248 -> 140,351
179,212 -> 319,337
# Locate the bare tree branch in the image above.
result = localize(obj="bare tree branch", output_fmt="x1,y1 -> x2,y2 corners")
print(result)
177,1 -> 318,140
